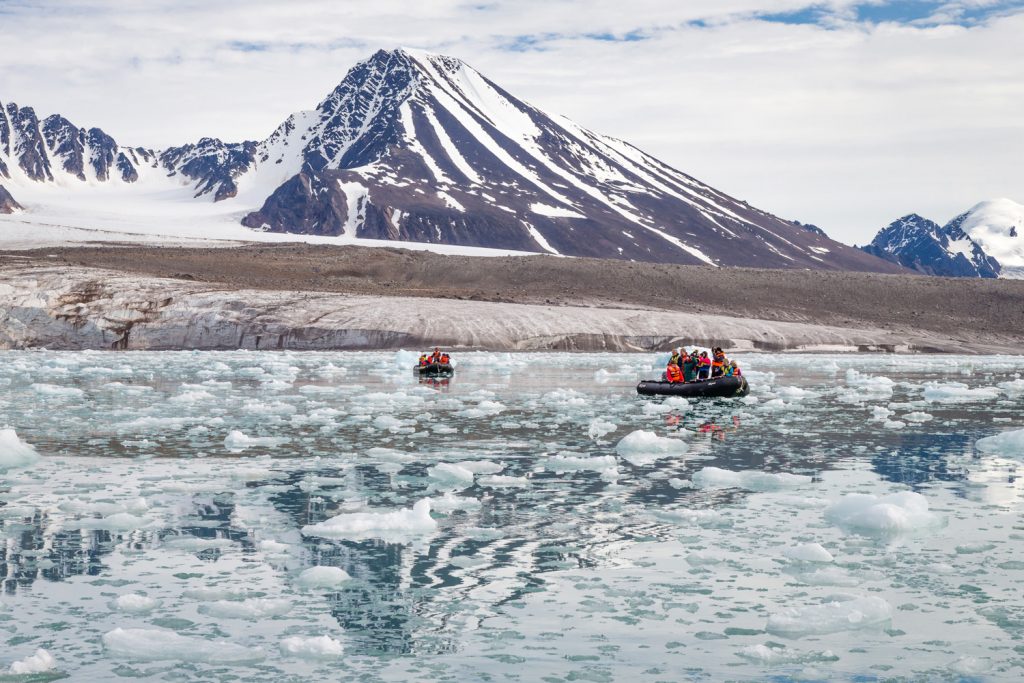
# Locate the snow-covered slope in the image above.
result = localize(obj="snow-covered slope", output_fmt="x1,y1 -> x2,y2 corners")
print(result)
861,213 -> 1000,278
951,198 -> 1024,270
0,50 -> 902,272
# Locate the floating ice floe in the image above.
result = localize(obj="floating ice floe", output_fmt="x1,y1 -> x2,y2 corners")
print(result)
735,643 -> 838,665
997,378 -> 1024,395
0,428 -> 39,470
478,474 -> 530,488
776,386 -> 820,401
73,512 -> 152,531
296,566 -> 353,589
922,382 -> 1001,403
30,383 -> 85,397
198,597 -> 293,620
825,491 -> 942,536
102,627 -> 265,663
692,467 -> 811,491
783,543 -> 834,563
845,369 -> 895,392
279,635 -> 344,659
7,648 -> 58,675
974,428 -> 1024,457
766,595 -> 892,638
456,400 -> 506,418
587,418 -> 617,440
109,593 -> 162,614
902,411 -> 934,422
543,453 -> 617,474
428,462 -> 476,486
430,491 -> 483,513
223,430 -> 289,451
302,498 -> 437,542
615,430 -> 687,466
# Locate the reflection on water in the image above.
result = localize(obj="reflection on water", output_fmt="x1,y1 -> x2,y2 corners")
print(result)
0,351 -> 1023,680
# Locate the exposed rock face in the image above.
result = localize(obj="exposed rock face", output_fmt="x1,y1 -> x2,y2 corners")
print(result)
0,184 -> 21,213
862,213 -> 1000,278
158,138 -> 257,201
2,102 -> 53,182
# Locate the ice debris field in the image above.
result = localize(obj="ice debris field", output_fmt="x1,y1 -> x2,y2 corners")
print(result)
1,350 -> 1023,681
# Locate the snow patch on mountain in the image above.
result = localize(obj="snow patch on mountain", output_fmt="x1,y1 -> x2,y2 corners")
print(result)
954,198 -> 1024,268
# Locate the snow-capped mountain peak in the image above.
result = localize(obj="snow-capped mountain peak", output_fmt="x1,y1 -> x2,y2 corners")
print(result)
861,211 -> 1001,278
952,198 -> 1024,269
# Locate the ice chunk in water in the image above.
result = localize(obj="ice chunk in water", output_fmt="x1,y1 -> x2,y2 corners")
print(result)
198,598 -> 292,620
75,512 -> 152,531
31,383 -> 85,397
845,369 -> 894,392
428,462 -> 476,486
223,430 -> 288,451
302,498 -> 437,542
975,428 -> 1024,457
735,643 -> 837,665
544,453 -> 617,473
0,428 -> 39,470
825,491 -> 941,535
615,430 -> 687,466
430,492 -> 483,512
587,418 -> 617,440
783,543 -> 834,563
997,378 -> 1024,395
279,635 -> 344,659
902,411 -> 933,422
296,566 -> 353,589
8,648 -> 57,675
692,467 -> 811,491
109,593 -> 161,614
923,382 -> 1000,402
102,628 -> 265,663
478,474 -> 530,488
766,595 -> 892,638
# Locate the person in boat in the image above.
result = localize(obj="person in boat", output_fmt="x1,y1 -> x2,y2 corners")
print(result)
697,351 -> 712,380
664,359 -> 684,383
711,347 -> 727,378
439,352 -> 451,365
682,350 -> 698,383
724,360 -> 741,376
419,354 -> 429,367
430,347 -> 443,363
669,348 -> 681,370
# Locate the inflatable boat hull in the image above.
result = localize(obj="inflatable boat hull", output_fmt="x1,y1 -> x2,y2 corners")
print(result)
637,376 -> 749,398
415,363 -> 455,377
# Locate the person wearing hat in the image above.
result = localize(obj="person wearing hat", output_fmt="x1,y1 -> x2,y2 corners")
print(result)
682,350 -> 698,383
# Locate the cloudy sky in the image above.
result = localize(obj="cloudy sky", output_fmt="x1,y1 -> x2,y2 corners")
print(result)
1,0 -> 1021,244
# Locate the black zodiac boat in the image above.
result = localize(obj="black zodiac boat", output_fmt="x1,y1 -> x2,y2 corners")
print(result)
415,362 -> 455,377
637,375 -> 749,398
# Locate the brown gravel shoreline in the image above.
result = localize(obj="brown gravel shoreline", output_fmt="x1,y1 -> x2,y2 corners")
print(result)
3,243 -> 1023,348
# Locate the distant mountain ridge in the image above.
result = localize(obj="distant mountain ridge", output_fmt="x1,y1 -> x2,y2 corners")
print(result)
1,49 -> 903,273
861,213 -> 1000,278
862,199 -> 1024,278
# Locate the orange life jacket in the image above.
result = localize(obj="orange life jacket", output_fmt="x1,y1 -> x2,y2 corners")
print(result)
440,354 -> 450,364
665,364 -> 684,383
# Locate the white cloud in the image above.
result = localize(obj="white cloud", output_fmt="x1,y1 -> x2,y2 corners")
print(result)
0,0 -> 1021,244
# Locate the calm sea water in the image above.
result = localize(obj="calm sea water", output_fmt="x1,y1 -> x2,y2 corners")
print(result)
1,351 -> 1022,681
